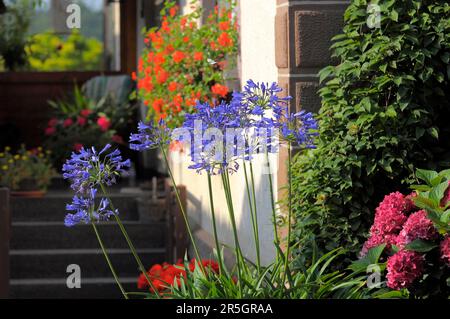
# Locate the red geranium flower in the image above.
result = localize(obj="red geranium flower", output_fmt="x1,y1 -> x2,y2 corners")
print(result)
45,126 -> 56,136
219,21 -> 230,31
80,109 -> 92,117
193,52 -> 203,61
48,118 -> 58,127
211,83 -> 229,98
152,98 -> 164,113
157,70 -> 169,84
77,116 -> 87,126
168,81 -> 178,92
63,118 -> 74,128
73,143 -> 83,152
172,51 -> 185,63
218,32 -> 233,47
97,116 -> 111,132
112,134 -> 124,144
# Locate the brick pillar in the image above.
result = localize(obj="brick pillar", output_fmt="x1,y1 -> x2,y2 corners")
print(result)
275,0 -> 349,191
0,188 -> 10,298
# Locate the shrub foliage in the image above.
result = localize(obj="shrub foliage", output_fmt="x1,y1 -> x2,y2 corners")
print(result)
291,0 -> 450,258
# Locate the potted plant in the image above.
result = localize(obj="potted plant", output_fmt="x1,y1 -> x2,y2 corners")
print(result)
0,145 -> 56,197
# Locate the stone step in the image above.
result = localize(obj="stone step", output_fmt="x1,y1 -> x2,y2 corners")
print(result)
11,192 -> 166,222
10,221 -> 166,250
10,248 -> 166,279
9,277 -> 146,299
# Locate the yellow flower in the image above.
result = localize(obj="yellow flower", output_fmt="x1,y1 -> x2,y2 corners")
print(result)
14,154 -> 20,160
45,150 -> 52,155
0,153 -> 4,158
21,156 -> 28,161
38,154 -> 44,158
1,165 -> 8,171
37,146 -> 43,151
8,159 -> 13,164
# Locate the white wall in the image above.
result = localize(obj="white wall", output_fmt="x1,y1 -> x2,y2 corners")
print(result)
170,0 -> 279,265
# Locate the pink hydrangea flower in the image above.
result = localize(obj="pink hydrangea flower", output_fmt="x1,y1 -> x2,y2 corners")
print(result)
386,250 -> 424,290
371,192 -> 408,236
360,232 -> 398,257
440,181 -> 450,206
441,236 -> 450,266
396,210 -> 438,249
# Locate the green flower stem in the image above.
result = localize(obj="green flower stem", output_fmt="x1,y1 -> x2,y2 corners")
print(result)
160,145 -> 206,274
265,150 -> 280,257
282,142 -> 293,291
91,222 -> 128,299
207,173 -> 225,274
243,160 -> 261,271
99,184 -> 160,298
221,170 -> 243,296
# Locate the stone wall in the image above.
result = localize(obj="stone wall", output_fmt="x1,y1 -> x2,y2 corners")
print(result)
275,0 -> 349,188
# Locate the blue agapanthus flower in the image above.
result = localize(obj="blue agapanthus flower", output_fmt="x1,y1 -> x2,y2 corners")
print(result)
64,188 -> 118,227
129,119 -> 171,151
62,144 -> 131,194
239,80 -> 291,128
175,100 -> 246,175
281,110 -> 319,148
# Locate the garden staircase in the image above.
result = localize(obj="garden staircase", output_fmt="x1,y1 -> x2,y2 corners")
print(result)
7,179 -> 184,299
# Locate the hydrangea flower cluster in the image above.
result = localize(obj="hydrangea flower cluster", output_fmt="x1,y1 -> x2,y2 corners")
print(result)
386,250 -> 425,290
441,236 -> 450,266
62,144 -> 130,227
138,259 -> 219,293
361,190 -> 449,290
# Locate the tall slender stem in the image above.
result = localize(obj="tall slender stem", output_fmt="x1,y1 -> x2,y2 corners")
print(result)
207,173 -> 225,274
91,222 -> 128,299
221,170 -> 243,296
99,184 -> 160,298
282,142 -> 293,288
265,151 -> 280,257
242,161 -> 261,271
160,145 -> 205,274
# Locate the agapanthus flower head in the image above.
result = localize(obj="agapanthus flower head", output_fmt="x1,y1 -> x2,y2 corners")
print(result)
175,100 -> 246,175
62,144 -> 131,194
280,110 -> 319,148
129,119 -> 172,152
396,210 -> 438,249
64,188 -> 118,227
386,250 -> 424,290
440,235 -> 450,266
239,80 -> 291,128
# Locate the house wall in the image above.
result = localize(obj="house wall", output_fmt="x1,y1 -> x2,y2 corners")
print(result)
169,0 -> 279,265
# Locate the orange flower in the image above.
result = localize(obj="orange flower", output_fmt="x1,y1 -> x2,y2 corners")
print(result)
218,32 -> 233,47
173,94 -> 183,108
219,21 -> 230,31
211,83 -> 229,98
169,5 -> 178,17
162,20 -> 170,33
152,98 -> 164,113
180,17 -> 187,28
172,51 -> 185,63
183,36 -> 190,43
210,41 -> 217,50
157,70 -> 169,84
154,52 -> 165,65
168,81 -> 178,92
131,72 -> 137,81
193,52 -> 203,61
